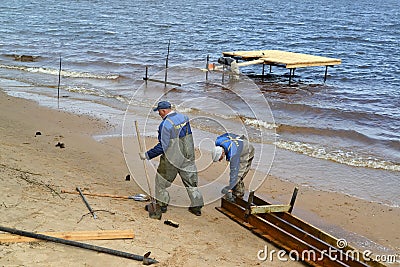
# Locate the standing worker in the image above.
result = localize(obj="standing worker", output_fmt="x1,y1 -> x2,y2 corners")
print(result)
139,101 -> 204,216
211,133 -> 255,201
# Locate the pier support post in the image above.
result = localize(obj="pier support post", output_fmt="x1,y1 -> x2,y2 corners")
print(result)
164,40 -> 170,87
288,68 -> 296,85
206,55 -> 209,81
324,66 -> 328,83
262,64 -> 265,82
144,66 -> 148,82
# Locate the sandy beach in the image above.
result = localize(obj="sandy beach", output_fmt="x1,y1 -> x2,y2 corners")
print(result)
0,90 -> 398,266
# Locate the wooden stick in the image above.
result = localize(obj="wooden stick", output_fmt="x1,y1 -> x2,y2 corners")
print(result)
135,121 -> 161,220
134,121 -> 153,199
62,189 -> 132,199
0,229 -> 134,243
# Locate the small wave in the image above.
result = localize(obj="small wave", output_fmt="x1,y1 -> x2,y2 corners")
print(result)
61,69 -> 119,79
275,140 -> 400,171
276,123 -> 391,145
67,86 -> 100,96
242,117 -> 277,130
0,64 -> 119,80
167,104 -> 277,131
175,106 -> 194,113
65,86 -> 129,104
176,105 -> 239,121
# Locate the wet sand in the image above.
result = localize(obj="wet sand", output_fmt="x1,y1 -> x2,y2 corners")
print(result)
0,90 -> 398,266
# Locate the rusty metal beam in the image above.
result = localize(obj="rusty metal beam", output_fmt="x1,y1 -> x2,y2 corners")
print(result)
217,195 -> 383,267
250,195 -> 384,267
218,198 -> 347,267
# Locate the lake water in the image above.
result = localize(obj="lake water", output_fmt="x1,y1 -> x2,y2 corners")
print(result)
0,0 -> 398,207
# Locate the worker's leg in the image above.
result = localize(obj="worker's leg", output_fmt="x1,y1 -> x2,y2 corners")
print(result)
233,144 -> 255,198
178,161 -> 204,209
155,155 -> 178,208
233,181 -> 245,199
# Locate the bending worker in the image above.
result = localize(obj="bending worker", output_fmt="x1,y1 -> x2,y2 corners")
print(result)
212,133 -> 255,201
139,101 -> 204,216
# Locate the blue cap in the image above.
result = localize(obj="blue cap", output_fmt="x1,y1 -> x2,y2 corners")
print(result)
153,101 -> 171,111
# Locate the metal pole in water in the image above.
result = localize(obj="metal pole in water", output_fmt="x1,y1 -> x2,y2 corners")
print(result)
206,54 -> 209,81
164,39 -> 170,86
57,55 -> 61,109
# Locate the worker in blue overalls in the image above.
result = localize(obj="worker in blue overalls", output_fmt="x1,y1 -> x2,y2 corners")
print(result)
139,101 -> 204,216
212,133 -> 255,201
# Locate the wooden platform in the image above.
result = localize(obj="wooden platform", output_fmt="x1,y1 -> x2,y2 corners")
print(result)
222,50 -> 341,69
221,50 -> 341,84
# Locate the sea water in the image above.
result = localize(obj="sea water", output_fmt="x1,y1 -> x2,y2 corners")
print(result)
0,0 -> 399,207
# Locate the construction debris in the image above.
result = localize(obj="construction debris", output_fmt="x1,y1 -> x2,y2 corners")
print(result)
216,193 -> 385,267
0,226 -> 158,265
164,220 -> 179,228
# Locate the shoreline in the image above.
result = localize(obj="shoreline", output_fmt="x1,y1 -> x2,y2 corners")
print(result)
0,89 -> 398,266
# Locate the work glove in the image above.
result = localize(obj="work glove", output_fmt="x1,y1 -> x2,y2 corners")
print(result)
139,152 -> 147,160
221,186 -> 235,202
221,186 -> 231,194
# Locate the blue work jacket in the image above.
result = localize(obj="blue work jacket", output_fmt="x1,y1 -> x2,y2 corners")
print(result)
146,112 -> 192,160
215,133 -> 244,189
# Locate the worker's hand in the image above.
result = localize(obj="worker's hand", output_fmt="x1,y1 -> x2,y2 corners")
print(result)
221,186 -> 235,202
139,152 -> 147,160
221,186 -> 232,195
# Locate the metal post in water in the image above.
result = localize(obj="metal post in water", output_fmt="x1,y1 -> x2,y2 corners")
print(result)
164,40 -> 170,86
144,66 -> 148,82
262,63 -> 265,82
57,55 -> 61,109
222,64 -> 225,84
206,55 -> 209,81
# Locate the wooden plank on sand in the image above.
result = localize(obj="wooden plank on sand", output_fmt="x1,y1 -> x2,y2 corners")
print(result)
251,204 -> 291,214
0,229 -> 134,243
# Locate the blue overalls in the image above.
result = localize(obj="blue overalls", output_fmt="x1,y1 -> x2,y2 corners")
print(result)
215,133 -> 255,197
146,112 -> 204,209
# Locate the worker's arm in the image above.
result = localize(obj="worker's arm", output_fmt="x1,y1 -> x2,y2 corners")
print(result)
146,121 -> 171,159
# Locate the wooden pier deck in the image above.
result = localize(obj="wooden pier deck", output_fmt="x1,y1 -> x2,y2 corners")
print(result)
221,50 -> 341,83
